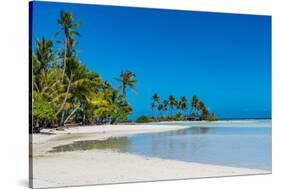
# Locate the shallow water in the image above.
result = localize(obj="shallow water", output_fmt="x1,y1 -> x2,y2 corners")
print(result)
50,120 -> 272,170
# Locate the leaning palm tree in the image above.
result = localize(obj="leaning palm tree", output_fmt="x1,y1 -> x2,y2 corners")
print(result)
57,11 -> 80,79
199,101 -> 205,111
191,95 -> 199,115
199,101 -> 209,120
195,98 -> 201,115
62,65 -> 104,125
55,57 -> 79,125
54,36 -> 80,125
115,71 -> 137,97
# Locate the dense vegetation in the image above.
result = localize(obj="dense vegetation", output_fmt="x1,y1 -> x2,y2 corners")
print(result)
136,94 -> 218,123
32,11 -> 137,132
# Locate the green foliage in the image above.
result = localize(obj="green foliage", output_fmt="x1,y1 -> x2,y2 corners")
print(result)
32,10 -> 137,129
33,98 -> 56,121
115,71 -> 137,96
207,114 -> 218,121
175,112 -> 182,121
136,116 -> 153,123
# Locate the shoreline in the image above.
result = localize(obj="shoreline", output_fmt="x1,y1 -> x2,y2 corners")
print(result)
32,124 -> 190,144
32,124 -> 271,188
32,124 -> 190,156
144,119 -> 272,124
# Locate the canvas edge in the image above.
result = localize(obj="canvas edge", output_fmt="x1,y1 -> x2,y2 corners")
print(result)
29,1 -> 34,188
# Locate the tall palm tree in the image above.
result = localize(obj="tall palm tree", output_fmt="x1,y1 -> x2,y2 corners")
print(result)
162,99 -> 168,116
57,11 -> 80,80
173,99 -> 178,112
191,95 -> 199,115
54,37 -> 78,123
180,96 -> 187,115
54,11 -> 80,126
168,95 -> 176,116
151,93 -> 160,116
115,71 -> 137,97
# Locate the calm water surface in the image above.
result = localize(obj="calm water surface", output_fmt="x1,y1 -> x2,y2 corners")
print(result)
50,120 -> 272,170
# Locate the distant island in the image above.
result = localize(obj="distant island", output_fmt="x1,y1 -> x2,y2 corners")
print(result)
32,11 -> 217,133
136,94 -> 217,123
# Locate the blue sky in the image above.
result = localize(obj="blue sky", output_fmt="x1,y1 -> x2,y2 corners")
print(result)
31,1 -> 272,119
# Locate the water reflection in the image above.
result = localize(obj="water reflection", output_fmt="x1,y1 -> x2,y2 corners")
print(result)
49,137 -> 130,153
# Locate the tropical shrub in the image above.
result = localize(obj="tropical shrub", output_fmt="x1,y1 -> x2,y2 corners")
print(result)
136,116 -> 153,123
207,114 -> 218,121
33,98 -> 57,132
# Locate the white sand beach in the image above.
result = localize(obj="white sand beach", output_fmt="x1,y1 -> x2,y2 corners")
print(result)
31,124 -> 270,188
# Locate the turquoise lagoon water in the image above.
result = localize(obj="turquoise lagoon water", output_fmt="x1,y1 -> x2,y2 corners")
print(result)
51,120 -> 272,170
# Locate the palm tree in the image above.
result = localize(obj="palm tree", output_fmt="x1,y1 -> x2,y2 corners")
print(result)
33,38 -> 55,92
152,93 -> 160,103
180,96 -> 187,116
91,86 -> 132,124
168,95 -> 176,116
199,101 -> 205,111
151,93 -> 160,116
173,99 -> 178,113
162,99 -> 168,116
32,38 -> 58,130
57,11 -> 80,80
54,39 -> 80,125
115,71 -> 137,97
62,65 -> 104,125
108,90 -> 132,124
191,95 -> 199,115
157,104 -> 164,117
33,10 -> 147,129
54,11 -> 81,126
195,98 -> 201,115
199,101 -> 209,120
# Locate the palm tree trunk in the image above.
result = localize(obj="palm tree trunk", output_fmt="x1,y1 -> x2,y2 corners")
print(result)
60,111 -> 65,126
82,114 -> 85,125
55,73 -> 72,117
61,38 -> 67,80
122,84 -> 126,97
63,105 -> 80,125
